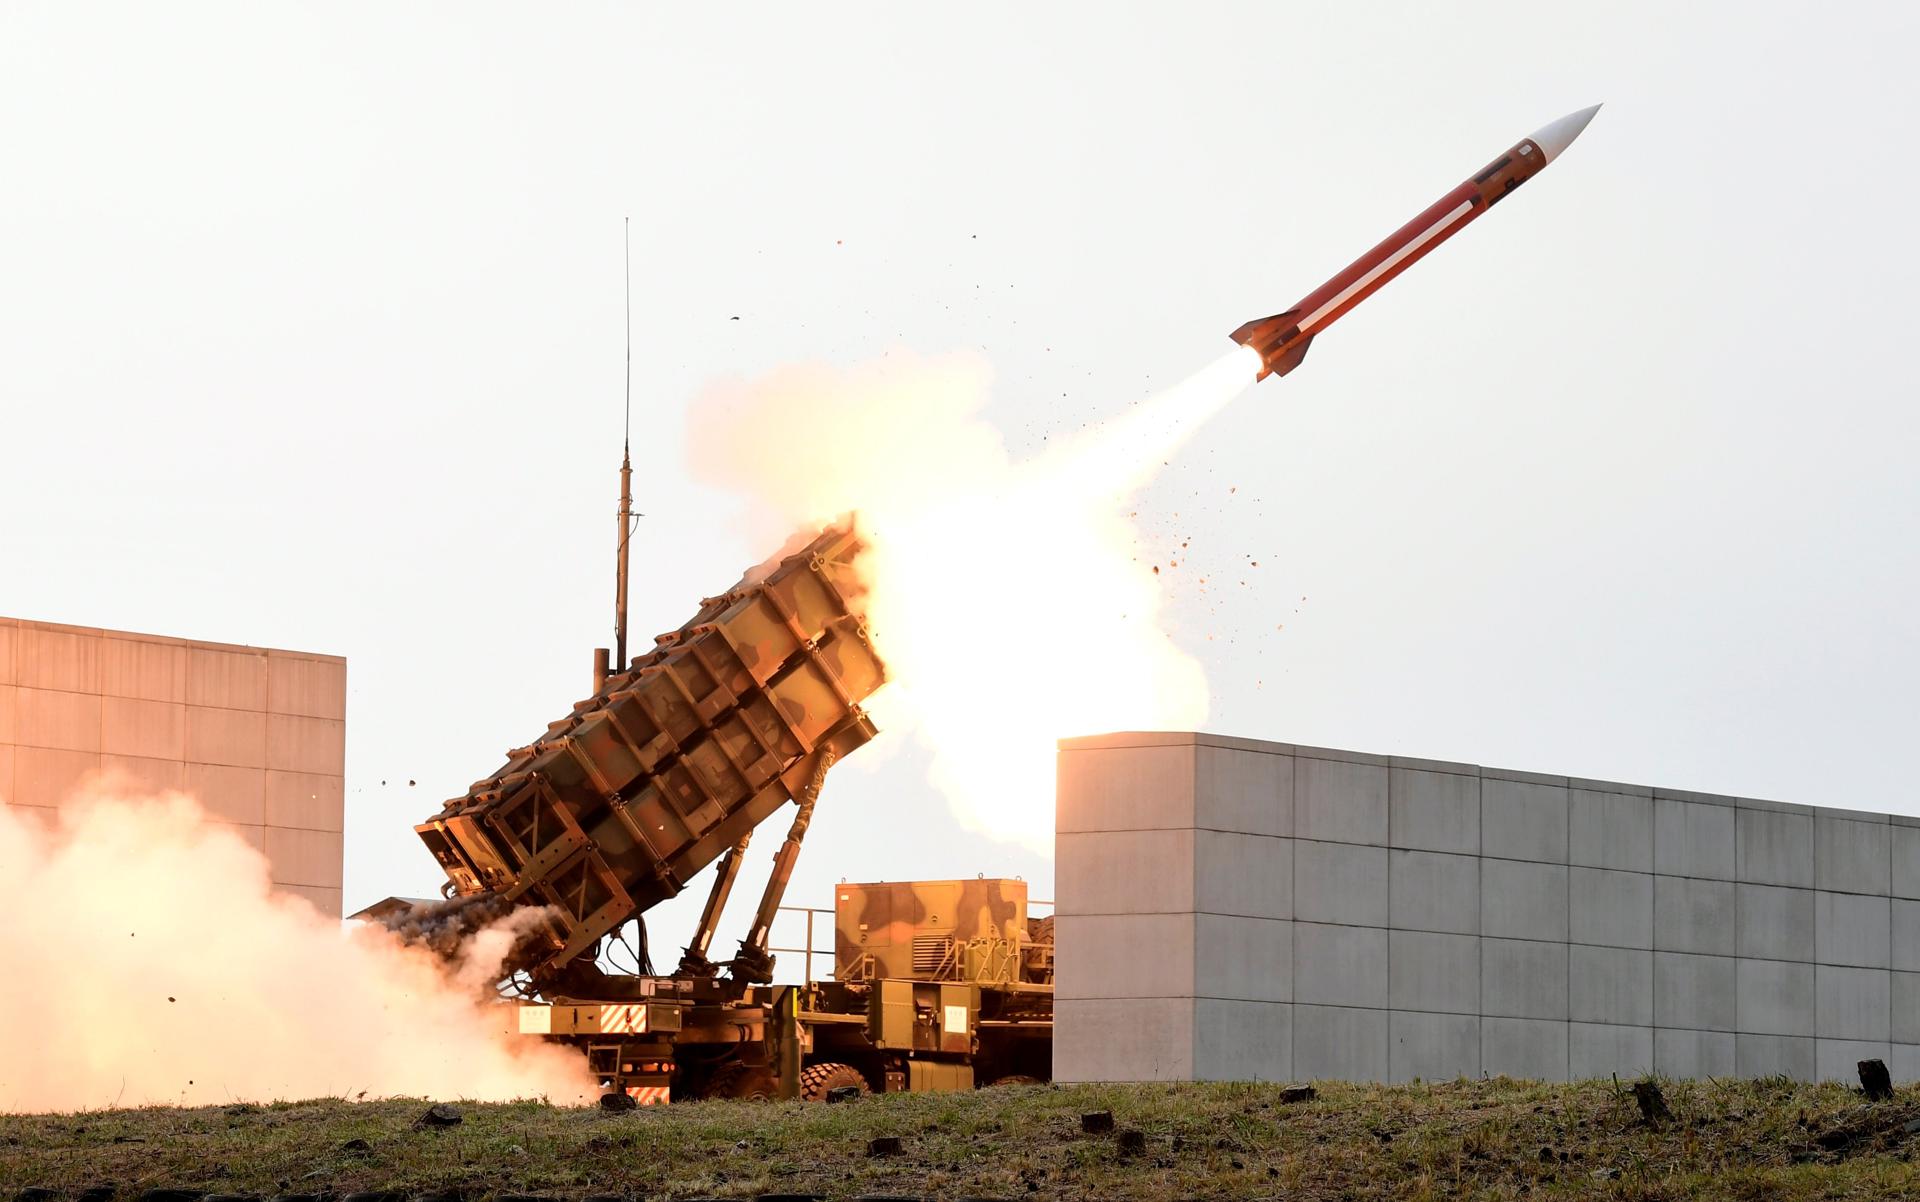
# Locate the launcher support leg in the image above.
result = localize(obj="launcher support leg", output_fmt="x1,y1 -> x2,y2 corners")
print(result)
677,833 -> 751,978
730,748 -> 836,984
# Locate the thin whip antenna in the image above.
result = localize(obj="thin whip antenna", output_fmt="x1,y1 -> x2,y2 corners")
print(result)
614,218 -> 635,669
623,217 -> 632,452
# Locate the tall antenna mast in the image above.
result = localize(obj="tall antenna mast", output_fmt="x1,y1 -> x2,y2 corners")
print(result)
614,217 -> 635,671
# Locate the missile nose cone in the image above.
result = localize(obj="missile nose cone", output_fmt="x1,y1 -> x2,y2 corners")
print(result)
1528,103 -> 1602,164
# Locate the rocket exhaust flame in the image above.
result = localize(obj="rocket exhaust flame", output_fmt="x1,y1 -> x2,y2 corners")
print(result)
690,349 -> 1260,851
0,786 -> 595,1112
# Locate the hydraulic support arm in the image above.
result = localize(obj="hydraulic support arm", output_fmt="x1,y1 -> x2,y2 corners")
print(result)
729,747 -> 836,983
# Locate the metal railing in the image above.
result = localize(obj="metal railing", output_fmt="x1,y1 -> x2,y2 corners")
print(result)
771,897 -> 1052,987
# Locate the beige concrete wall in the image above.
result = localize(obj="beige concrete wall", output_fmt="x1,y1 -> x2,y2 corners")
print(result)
0,617 -> 345,916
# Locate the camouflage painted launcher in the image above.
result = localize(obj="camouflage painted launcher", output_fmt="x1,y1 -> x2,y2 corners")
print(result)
415,522 -> 886,969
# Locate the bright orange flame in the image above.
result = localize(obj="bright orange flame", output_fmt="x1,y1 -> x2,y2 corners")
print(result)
691,348 -> 1260,851
0,786 -> 596,1111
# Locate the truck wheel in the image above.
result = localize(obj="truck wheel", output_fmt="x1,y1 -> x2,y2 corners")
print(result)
704,1063 -> 778,1101
799,1062 -> 869,1101
987,1074 -> 1042,1087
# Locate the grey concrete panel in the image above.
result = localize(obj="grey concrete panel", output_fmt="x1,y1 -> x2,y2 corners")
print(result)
1569,1022 -> 1654,1079
1737,809 -> 1814,888
1193,999 -> 1292,1082
1389,1010 -> 1480,1083
1739,959 -> 1816,1036
1294,755 -> 1388,846
1194,831 -> 1293,920
1736,1033 -> 1815,1080
1653,952 -> 1737,1032
1817,1039 -> 1892,1084
1897,901 -> 1920,972
1055,913 -> 1194,1000
1894,1043 -> 1920,1084
1389,769 -> 1479,855
1569,867 -> 1653,949
1654,786 -> 1737,807
1482,859 -> 1569,942
1294,840 -> 1388,927
1816,965 -> 1890,1041
1738,796 -> 1814,816
1817,816 -> 1892,896
1895,826 -> 1920,900
1654,876 -> 1735,956
1056,745 -> 1196,833
1569,790 -> 1653,872
1814,890 -> 1890,968
1654,798 -> 1735,880
1482,1016 -> 1569,1082
1053,997 -> 1192,1081
1055,730 -> 1920,1086
1286,742 -> 1389,766
1485,765 -> 1569,787
1292,922 -> 1388,1009
1482,937 -> 1569,1020
1571,775 -> 1652,797
1891,972 -> 1920,1044
1389,753 -> 1479,775
1390,850 -> 1479,935
1292,1003 -> 1388,1083
1570,945 -> 1653,1026
1056,829 -> 1195,915
1738,884 -> 1816,962
1655,1029 -> 1736,1078
1481,778 -> 1568,864
1194,745 -> 1292,838
1389,930 -> 1479,1015
1194,914 -> 1291,1004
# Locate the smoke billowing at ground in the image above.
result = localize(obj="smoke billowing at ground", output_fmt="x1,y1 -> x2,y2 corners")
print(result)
691,347 -> 1260,851
0,788 -> 595,1112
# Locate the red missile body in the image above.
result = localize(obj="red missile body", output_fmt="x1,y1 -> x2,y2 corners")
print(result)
1233,105 -> 1600,380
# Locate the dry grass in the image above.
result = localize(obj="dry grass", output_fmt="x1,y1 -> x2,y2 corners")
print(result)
5,1076 -> 1920,1200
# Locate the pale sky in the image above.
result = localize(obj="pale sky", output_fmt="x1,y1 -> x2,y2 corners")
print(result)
3,4 -> 1916,964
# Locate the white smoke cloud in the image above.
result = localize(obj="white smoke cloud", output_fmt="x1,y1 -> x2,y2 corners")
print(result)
0,785 -> 596,1112
689,348 -> 1257,851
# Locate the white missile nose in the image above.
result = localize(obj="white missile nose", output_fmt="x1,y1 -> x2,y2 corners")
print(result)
1528,103 -> 1602,164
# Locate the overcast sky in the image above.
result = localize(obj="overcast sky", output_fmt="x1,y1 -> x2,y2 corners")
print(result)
3,3 -> 1916,959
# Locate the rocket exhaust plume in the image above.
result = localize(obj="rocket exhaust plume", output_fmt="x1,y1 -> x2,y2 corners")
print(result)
691,347 -> 1260,851
0,785 -> 595,1112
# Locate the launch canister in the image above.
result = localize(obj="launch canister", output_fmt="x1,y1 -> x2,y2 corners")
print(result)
1232,104 -> 1601,380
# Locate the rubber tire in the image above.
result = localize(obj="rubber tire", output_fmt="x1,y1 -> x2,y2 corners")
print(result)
987,1074 -> 1042,1087
799,1062 -> 869,1101
1028,915 -> 1054,947
703,1062 -> 778,1101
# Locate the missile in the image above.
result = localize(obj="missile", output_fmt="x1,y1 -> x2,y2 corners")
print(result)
1231,105 -> 1601,380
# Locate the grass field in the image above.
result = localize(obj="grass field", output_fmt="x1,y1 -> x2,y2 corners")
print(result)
5,1076 -> 1920,1200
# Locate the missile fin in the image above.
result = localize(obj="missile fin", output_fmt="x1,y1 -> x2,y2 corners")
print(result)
1229,309 -> 1298,347
1267,333 -> 1314,377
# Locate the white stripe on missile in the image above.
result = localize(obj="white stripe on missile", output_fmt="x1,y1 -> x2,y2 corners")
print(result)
1298,198 -> 1475,333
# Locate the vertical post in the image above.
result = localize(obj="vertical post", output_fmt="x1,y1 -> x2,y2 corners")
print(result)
775,985 -> 801,1100
615,450 -> 632,669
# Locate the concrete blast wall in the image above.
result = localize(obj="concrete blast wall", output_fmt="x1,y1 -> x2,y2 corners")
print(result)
1054,732 -> 1920,1085
0,618 -> 347,916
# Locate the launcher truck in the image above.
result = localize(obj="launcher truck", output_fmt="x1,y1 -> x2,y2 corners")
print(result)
371,523 -> 1053,1101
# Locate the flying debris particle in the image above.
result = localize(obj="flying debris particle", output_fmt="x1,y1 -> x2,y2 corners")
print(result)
408,780 -> 416,787
167,996 -> 175,1003
1151,566 -> 1159,575
730,316 -> 740,321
